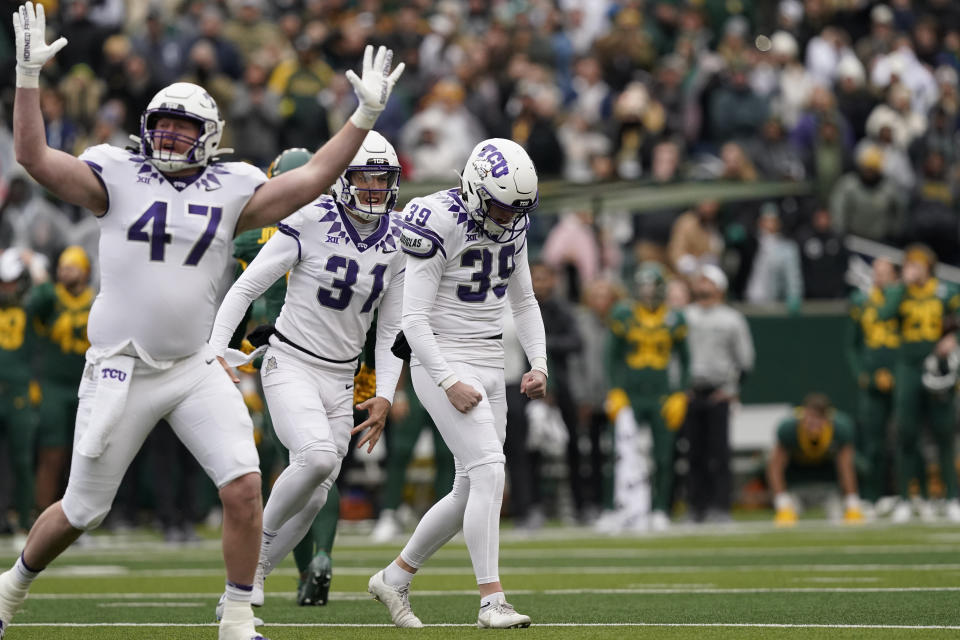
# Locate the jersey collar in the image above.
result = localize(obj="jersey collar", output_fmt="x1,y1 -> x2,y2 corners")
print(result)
337,204 -> 390,252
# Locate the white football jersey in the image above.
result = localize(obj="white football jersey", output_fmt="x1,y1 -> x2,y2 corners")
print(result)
272,195 -> 406,362
79,144 -> 266,362
399,188 -> 532,369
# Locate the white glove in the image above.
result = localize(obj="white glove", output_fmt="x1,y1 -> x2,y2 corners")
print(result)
12,1 -> 67,89
345,44 -> 404,130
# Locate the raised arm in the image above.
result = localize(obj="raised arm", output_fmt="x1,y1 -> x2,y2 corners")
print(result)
236,45 -> 404,233
208,228 -> 300,356
12,2 -> 106,214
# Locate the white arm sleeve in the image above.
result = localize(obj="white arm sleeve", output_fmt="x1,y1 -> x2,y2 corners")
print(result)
374,269 -> 405,404
208,233 -> 300,356
402,252 -> 457,386
507,243 -> 548,375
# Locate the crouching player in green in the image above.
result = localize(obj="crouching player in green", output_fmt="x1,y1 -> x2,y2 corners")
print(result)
228,148 -> 339,608
768,393 -> 863,526
605,262 -> 689,531
874,244 -> 960,523
30,246 -> 94,512
847,257 -> 899,514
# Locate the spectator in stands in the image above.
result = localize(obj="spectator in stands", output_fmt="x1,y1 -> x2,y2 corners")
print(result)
834,56 -> 876,141
855,4 -> 897,63
708,60 -> 769,145
791,86 -> 854,164
0,175 -> 70,271
516,85 -> 565,179
223,0 -> 287,68
865,85 -> 926,156
808,114 -> 852,202
871,44 -> 938,117
829,144 -> 904,243
719,141 -> 758,182
744,202 -> 804,312
763,31 -> 814,131
132,7 -> 183,87
187,5 -> 244,81
40,89 -> 77,156
593,7 -> 658,90
906,150 -> 959,265
179,40 -> 236,149
796,206 -> 850,299
684,265 -> 755,523
652,54 -> 689,142
805,26 -> 855,87
400,79 -> 484,179
668,199 -> 723,277
558,112 -> 611,183
273,35 -> 332,152
59,0 -> 112,74
611,82 -> 665,180
542,209 -> 601,300
749,116 -> 805,181
229,59 -> 282,168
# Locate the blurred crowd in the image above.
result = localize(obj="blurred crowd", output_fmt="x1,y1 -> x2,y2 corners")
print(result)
1,0 -> 960,295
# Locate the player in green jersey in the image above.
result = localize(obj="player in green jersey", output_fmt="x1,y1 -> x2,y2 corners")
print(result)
767,393 -> 863,526
846,257 -> 899,512
605,262 -> 689,531
874,244 -> 960,522
0,250 -> 39,532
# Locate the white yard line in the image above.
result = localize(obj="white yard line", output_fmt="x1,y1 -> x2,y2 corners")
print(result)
14,622 -> 960,630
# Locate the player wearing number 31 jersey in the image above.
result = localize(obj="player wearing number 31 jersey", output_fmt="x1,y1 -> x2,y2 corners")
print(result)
0,4 -> 403,638
208,131 -> 406,618
369,139 -> 547,629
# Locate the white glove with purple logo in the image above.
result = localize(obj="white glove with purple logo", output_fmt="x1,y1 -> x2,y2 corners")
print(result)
13,1 -> 67,88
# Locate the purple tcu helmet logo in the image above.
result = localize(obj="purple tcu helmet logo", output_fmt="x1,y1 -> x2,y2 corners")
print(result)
475,144 -> 509,178
101,368 -> 128,382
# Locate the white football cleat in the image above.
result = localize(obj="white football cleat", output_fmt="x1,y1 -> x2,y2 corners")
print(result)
216,593 -> 264,627
477,601 -> 531,629
371,510 -> 402,543
217,598 -> 269,640
891,501 -> 912,524
0,570 -> 29,640
368,569 -> 423,628
917,500 -> 937,523
946,500 -> 960,523
650,510 -> 671,532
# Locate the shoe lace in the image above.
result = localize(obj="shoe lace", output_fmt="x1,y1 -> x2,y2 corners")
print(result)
396,584 -> 412,610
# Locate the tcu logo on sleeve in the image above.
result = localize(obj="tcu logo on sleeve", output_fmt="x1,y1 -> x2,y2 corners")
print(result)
101,368 -> 128,382
474,144 -> 509,178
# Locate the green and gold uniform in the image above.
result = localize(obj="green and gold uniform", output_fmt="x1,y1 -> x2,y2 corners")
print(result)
877,278 -> 960,500
607,301 -> 689,513
30,281 -> 93,449
0,295 -> 38,528
776,408 -> 855,485
847,287 -> 899,501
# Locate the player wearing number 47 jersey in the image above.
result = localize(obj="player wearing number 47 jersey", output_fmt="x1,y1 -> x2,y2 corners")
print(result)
369,139 -> 547,629
0,4 -> 403,638
208,131 -> 406,620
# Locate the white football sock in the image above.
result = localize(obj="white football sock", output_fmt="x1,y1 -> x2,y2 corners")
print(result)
400,473 -> 469,569
463,462 -> 504,585
383,561 -> 416,587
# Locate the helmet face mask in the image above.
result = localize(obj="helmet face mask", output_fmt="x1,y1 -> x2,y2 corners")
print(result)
634,262 -> 666,308
332,131 -> 400,223
140,83 -> 224,173
460,139 -> 539,244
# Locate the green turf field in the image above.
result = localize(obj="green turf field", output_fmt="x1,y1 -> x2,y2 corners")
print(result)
1,519 -> 959,639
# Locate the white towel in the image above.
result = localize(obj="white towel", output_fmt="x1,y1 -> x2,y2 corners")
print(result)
221,345 -> 267,368
75,354 -> 135,458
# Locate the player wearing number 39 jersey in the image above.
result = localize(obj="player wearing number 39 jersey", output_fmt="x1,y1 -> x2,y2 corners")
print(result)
369,139 -> 547,629
0,4 -> 403,638
208,131 -> 406,619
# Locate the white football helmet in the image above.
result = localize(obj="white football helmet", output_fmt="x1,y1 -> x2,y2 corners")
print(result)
0,249 -> 29,306
139,82 -> 225,173
332,131 -> 401,223
460,138 -> 539,243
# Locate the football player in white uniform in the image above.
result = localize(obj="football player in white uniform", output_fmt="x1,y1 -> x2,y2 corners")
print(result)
0,4 -> 403,640
368,139 -> 547,629
209,130 -> 406,617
